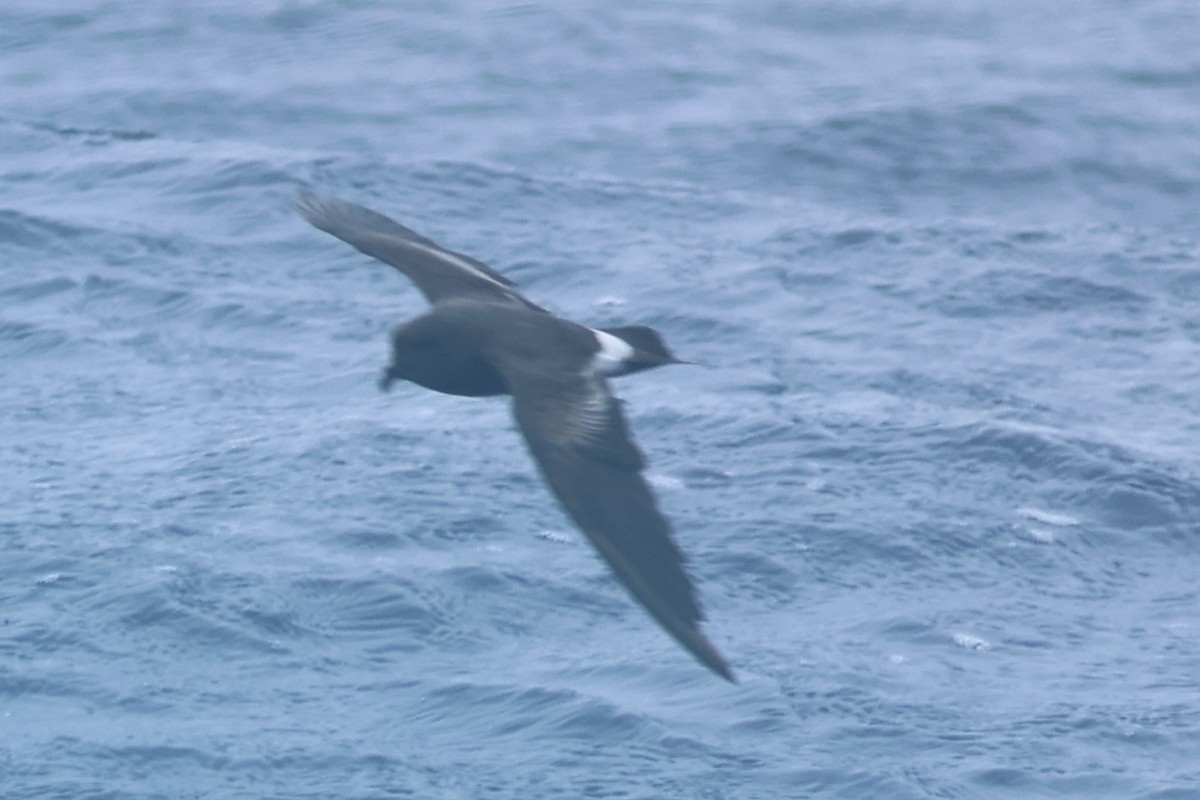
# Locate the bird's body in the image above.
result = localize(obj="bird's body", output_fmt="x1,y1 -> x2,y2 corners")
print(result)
295,190 -> 733,682
382,300 -> 517,397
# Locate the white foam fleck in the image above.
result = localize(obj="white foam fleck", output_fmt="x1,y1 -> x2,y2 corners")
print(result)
647,473 -> 685,491
1024,526 -> 1056,543
952,633 -> 992,651
537,529 -> 573,544
1017,507 -> 1080,527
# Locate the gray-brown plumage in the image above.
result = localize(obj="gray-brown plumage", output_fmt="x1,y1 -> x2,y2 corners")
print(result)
295,190 -> 734,682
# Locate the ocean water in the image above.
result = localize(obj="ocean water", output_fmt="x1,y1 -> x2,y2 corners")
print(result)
3,1 -> 1199,797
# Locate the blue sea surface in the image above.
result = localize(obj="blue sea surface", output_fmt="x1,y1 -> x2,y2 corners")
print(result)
3,2 -> 1199,798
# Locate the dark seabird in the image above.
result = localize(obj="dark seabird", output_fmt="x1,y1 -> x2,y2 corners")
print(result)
295,190 -> 734,682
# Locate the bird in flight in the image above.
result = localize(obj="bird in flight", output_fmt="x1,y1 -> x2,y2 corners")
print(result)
295,190 -> 734,682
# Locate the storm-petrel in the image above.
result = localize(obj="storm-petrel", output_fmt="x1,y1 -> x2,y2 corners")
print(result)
295,190 -> 733,682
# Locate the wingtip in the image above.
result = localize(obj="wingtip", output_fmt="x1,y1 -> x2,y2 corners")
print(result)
291,186 -> 324,221
682,626 -> 738,683
712,653 -> 738,684
641,586 -> 736,683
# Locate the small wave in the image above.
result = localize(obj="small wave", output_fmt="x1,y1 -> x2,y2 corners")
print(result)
945,421 -> 1200,538
0,209 -> 91,252
932,270 -> 1150,319
0,115 -> 156,143
0,319 -> 71,357
0,276 -> 77,301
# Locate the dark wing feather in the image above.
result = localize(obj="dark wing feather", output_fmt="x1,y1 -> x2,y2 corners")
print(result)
294,190 -> 539,308
506,367 -> 734,682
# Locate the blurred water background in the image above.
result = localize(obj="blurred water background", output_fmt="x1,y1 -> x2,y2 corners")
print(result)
2,2 -> 1199,797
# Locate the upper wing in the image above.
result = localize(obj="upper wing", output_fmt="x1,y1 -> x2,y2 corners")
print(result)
294,190 -> 540,309
505,365 -> 735,682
